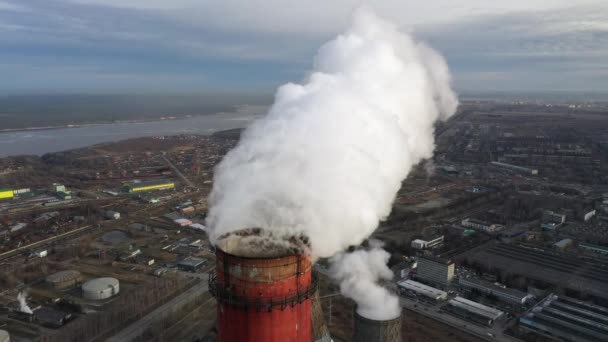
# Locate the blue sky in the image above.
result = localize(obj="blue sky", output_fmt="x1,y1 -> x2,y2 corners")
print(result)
1,0 -> 607,94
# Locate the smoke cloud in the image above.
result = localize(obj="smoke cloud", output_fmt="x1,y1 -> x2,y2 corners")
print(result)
330,241 -> 400,320
206,8 -> 456,318
18,291 -> 32,314
207,8 -> 456,257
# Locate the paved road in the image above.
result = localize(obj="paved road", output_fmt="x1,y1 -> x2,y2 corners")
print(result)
107,277 -> 210,342
162,155 -> 196,188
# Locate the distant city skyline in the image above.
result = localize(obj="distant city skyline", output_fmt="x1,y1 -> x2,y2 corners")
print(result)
1,0 -> 607,94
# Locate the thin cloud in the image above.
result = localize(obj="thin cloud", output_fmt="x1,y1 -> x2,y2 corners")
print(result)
0,0 -> 606,93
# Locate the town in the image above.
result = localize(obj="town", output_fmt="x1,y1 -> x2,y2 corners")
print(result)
1,100 -> 608,342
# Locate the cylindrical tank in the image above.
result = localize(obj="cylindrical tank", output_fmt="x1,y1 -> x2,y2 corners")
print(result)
0,329 -> 10,342
353,311 -> 402,342
46,270 -> 82,290
82,277 -> 120,300
210,240 -> 316,342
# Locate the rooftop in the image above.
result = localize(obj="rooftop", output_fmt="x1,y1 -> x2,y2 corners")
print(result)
418,254 -> 453,265
398,279 -> 447,299
521,294 -> 608,341
459,276 -> 528,300
449,296 -> 504,320
177,257 -> 206,268
464,242 -> 608,300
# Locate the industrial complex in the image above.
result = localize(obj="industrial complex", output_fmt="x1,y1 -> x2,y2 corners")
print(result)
1,97 -> 608,342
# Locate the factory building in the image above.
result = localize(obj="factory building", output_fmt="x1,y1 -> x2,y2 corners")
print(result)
398,279 -> 447,301
519,294 -> 608,342
416,255 -> 455,288
542,210 -> 566,225
34,307 -> 72,328
82,277 -> 120,300
411,236 -> 444,250
463,243 -> 608,301
446,296 -> 504,326
12,188 -> 30,197
459,276 -> 531,305
52,183 -> 71,199
0,188 -> 13,200
553,238 -> 573,251
123,179 -> 175,193
353,311 -> 402,342
461,218 -> 504,233
177,257 -> 206,272
46,270 -> 82,290
490,161 -> 538,175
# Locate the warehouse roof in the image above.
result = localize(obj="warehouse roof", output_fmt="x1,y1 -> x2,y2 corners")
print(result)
178,257 -> 206,268
398,279 -> 447,299
459,277 -> 528,300
449,297 -> 503,320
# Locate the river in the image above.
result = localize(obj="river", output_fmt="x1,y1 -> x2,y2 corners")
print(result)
0,109 -> 262,157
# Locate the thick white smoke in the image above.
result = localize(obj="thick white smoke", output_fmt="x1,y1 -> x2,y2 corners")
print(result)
207,8 -> 457,258
18,291 -> 33,314
330,241 -> 401,320
206,8 -> 457,319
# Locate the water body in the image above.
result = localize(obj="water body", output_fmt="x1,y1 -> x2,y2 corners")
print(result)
0,110 -> 261,157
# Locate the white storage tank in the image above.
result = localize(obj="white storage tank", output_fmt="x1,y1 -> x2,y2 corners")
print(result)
82,277 -> 120,300
0,329 -> 10,342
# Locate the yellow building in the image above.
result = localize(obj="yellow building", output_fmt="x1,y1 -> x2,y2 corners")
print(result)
0,188 -> 14,200
124,180 -> 175,193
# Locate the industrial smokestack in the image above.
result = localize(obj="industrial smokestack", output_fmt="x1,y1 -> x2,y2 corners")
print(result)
353,310 -> 402,342
206,7 -> 456,329
209,229 -> 317,342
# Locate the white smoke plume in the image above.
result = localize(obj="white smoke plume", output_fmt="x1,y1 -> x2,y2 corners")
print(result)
206,8 -> 457,319
206,8 -> 457,258
330,241 -> 401,320
17,291 -> 33,314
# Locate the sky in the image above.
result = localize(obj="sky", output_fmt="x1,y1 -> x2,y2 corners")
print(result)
1,0 -> 607,95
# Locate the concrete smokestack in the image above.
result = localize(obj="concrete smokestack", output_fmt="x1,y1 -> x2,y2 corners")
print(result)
209,229 -> 316,342
353,310 -> 402,342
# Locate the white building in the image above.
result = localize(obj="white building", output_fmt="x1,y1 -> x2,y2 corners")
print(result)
411,236 -> 444,250
447,296 -> 504,326
398,279 -> 447,301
